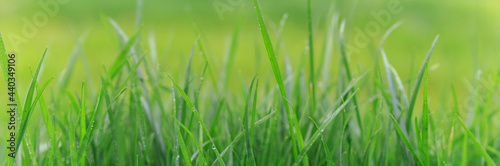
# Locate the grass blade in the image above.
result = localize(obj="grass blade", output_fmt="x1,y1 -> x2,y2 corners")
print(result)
15,48 -> 48,156
79,82 -> 86,166
421,64 -> 429,166
307,0 -> 316,116
390,115 -> 423,165
243,74 -> 258,166
406,35 -> 439,130
456,115 -> 496,166
251,0 -> 308,164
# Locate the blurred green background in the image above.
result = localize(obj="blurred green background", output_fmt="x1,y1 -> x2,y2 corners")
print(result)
0,0 -> 499,131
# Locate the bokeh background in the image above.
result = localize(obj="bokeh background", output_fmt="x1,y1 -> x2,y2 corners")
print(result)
0,0 -> 499,143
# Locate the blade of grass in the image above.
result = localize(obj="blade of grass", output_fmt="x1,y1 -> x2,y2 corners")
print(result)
421,64 -> 430,166
406,35 -> 439,130
79,82 -> 86,166
243,74 -> 258,166
15,48 -> 48,156
251,0 -> 308,164
390,115 -> 423,165
339,20 -> 363,136
108,26 -> 143,78
456,115 -> 496,166
307,0 -> 316,116
309,118 -> 334,166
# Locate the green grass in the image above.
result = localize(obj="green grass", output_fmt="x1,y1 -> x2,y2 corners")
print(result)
1,1 -> 500,166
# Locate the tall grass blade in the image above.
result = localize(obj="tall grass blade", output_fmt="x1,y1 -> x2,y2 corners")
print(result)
421,64 -> 430,166
15,49 -> 49,156
307,0 -> 316,116
406,35 -> 439,129
251,0 -> 309,164
456,115 -> 496,166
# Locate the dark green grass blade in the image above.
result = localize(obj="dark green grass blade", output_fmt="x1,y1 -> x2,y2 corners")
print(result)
163,69 -> 226,166
406,35 -> 439,129
390,115 -> 423,165
251,0 -> 308,164
456,115 -> 496,166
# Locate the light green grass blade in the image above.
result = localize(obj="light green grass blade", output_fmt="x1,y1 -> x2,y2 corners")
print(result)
421,64 -> 430,166
250,78 -> 259,139
309,115 -> 334,166
390,115 -> 423,165
108,26 -> 143,78
173,118 -> 207,165
338,21 -> 363,135
79,82 -> 86,166
456,115 -> 496,166
406,35 -> 439,129
251,0 -> 308,164
380,49 -> 403,122
58,36 -> 85,91
15,48 -> 48,156
22,131 -> 38,166
0,34 -> 23,111
243,75 -> 258,166
77,87 -> 105,165
35,81 -> 56,166
307,0 -> 316,116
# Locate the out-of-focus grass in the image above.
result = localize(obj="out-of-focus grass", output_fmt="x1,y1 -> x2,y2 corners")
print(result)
0,0 -> 499,165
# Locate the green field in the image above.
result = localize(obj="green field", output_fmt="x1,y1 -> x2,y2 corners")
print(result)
0,0 -> 499,165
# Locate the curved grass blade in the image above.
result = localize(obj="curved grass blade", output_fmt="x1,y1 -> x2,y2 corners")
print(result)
338,20 -> 363,135
456,115 -> 496,166
77,87 -> 106,165
390,115 -> 423,166
406,35 -> 439,129
309,118 -> 334,166
108,26 -> 143,78
15,49 -> 49,156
